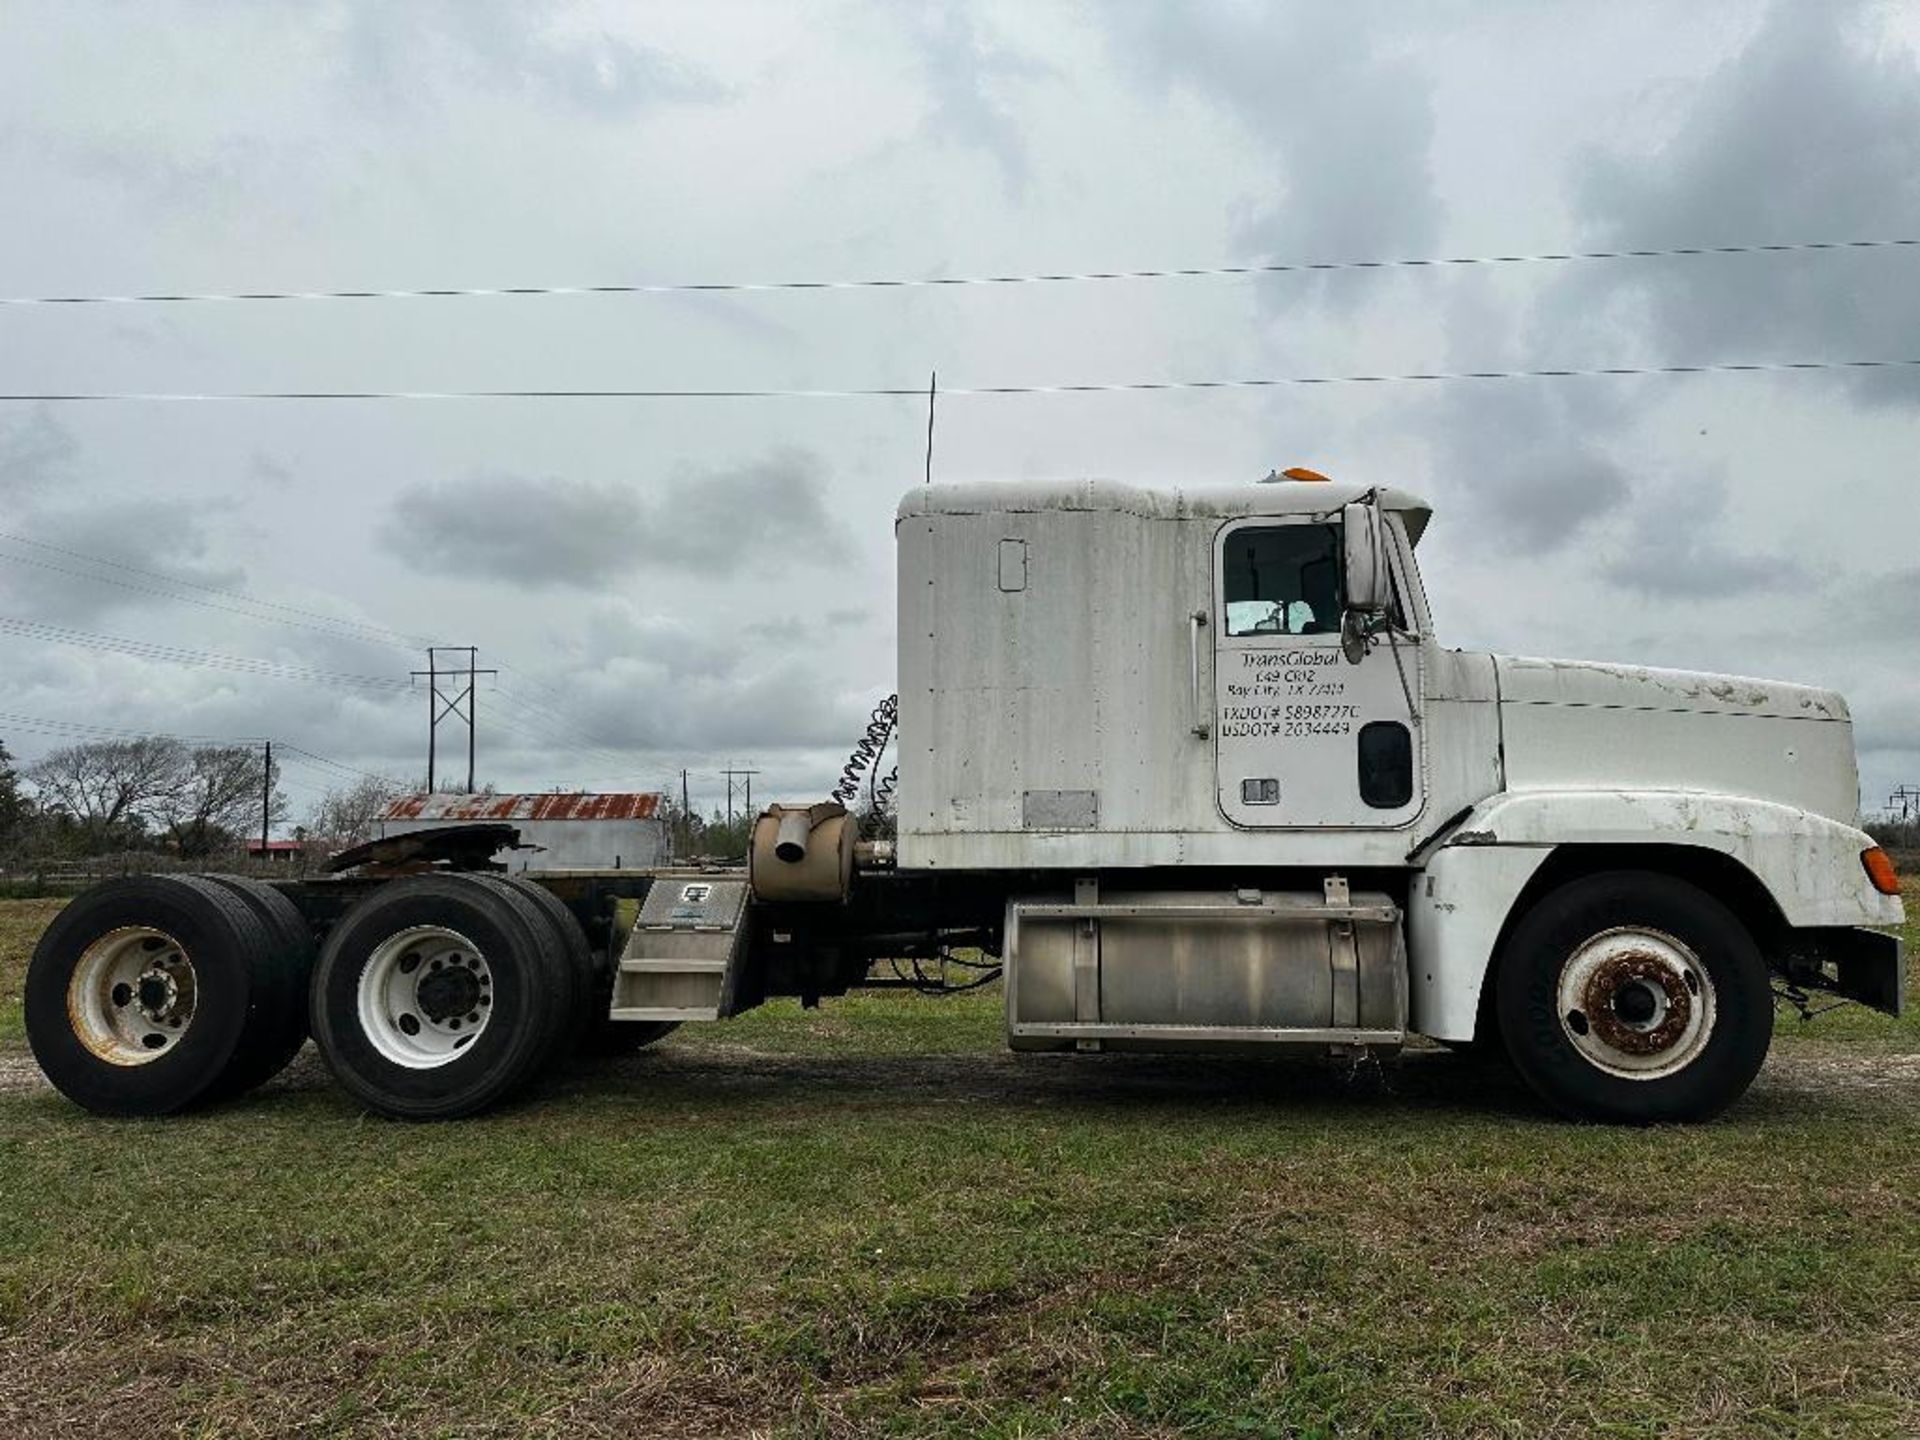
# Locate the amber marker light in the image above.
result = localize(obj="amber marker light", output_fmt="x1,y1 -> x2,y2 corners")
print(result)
1862,847 -> 1901,895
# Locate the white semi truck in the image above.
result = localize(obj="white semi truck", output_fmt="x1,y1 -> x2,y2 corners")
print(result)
24,472 -> 1906,1123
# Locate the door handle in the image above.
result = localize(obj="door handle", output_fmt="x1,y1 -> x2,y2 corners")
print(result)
1189,610 -> 1211,738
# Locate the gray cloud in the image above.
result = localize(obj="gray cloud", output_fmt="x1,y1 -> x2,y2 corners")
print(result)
0,506 -> 245,626
338,0 -> 722,117
1576,1 -> 1920,402
905,4 -> 1052,197
0,408 -> 78,501
1602,474 -> 1804,598
1426,381 -> 1634,549
1417,0 -> 1920,554
248,451 -> 295,489
1107,3 -> 1439,307
0,411 -> 249,626
23,2 -> 720,221
381,448 -> 853,589
484,600 -> 872,758
1415,268 -> 1645,550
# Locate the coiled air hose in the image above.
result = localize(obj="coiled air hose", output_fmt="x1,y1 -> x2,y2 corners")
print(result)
833,693 -> 899,837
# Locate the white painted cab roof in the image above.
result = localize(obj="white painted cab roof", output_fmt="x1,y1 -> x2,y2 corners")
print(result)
898,478 -> 1433,545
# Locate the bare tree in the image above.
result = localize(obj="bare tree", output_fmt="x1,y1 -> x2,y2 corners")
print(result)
26,736 -> 188,851
158,745 -> 287,857
307,773 -> 409,854
0,737 -> 28,858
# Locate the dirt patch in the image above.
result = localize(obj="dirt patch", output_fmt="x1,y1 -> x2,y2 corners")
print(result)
5,1038 -> 1917,1112
1762,1048 -> 1920,1094
0,1051 -> 45,1095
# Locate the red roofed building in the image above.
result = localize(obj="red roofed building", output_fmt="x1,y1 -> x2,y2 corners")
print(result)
244,839 -> 308,864
376,792 -> 670,871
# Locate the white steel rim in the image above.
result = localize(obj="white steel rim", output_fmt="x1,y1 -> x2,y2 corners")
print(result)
1557,926 -> 1716,1081
358,925 -> 495,1069
67,925 -> 198,1066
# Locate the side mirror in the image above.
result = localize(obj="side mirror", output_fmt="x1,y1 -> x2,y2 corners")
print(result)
1342,499 -> 1391,614
1341,498 -> 1391,665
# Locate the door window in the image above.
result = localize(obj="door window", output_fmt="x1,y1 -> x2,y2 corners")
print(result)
1221,524 -> 1343,636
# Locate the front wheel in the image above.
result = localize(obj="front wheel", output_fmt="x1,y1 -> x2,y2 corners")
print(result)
1495,871 -> 1772,1123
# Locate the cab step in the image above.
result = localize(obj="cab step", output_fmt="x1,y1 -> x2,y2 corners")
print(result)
609,875 -> 751,1022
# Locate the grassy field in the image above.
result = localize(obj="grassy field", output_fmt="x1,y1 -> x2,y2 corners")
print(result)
0,895 -> 1916,1438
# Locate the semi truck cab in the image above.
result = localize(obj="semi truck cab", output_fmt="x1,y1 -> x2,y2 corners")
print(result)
884,472 -> 1904,1118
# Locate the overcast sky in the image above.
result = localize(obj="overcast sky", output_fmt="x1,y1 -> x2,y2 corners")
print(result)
1,0 -> 1916,826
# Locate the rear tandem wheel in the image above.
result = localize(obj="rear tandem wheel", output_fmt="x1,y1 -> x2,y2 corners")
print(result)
492,874 -> 679,1056
198,874 -> 316,1098
308,873 -> 576,1119
24,875 -> 280,1116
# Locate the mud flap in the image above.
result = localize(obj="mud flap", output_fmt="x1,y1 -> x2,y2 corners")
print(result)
1829,927 -> 1905,1017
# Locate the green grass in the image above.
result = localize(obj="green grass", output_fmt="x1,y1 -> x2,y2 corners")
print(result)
0,895 -> 1914,1438
0,898 -> 61,1046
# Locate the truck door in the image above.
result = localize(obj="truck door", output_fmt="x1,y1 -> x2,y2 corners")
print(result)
1212,514 -> 1425,829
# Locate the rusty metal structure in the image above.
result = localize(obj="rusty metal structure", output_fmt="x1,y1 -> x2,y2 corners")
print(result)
375,792 -> 669,872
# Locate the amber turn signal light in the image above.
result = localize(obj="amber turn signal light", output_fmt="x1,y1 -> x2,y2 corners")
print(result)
1862,847 -> 1901,896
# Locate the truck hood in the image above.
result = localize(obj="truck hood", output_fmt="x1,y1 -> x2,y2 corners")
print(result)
1492,655 -> 1860,822
1495,655 -> 1850,722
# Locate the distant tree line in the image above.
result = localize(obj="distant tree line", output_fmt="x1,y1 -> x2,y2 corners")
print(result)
0,735 -> 287,864
0,734 -> 420,872
658,797 -> 749,862
1866,816 -> 1919,857
653,796 -> 891,863
0,732 -> 842,873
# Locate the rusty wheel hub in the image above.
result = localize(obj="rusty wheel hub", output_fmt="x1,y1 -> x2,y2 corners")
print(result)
1557,927 -> 1715,1080
66,926 -> 198,1067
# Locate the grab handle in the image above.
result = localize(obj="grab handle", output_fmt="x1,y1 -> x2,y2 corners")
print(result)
1189,610 -> 1211,738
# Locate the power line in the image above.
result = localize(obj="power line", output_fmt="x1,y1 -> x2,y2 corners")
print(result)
0,709 -> 262,746
3,236 -> 1915,308
0,709 -> 392,785
473,706 -> 630,780
0,529 -> 616,765
0,614 -> 413,692
0,528 -> 437,648
5,355 -> 1919,404
0,544 -> 432,653
0,532 -> 642,777
488,686 -> 635,773
275,744 -> 399,785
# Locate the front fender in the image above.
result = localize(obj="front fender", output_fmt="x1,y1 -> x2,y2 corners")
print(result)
1404,789 -> 1903,1042
1453,790 -> 1901,930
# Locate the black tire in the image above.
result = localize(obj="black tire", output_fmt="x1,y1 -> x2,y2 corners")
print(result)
1495,871 -> 1772,1123
25,875 -> 277,1116
495,877 -> 680,1057
199,875 -> 315,1098
486,877 -> 683,1057
590,1017 -> 682,1055
491,875 -> 598,1051
309,874 -> 574,1119
583,889 -> 680,1056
